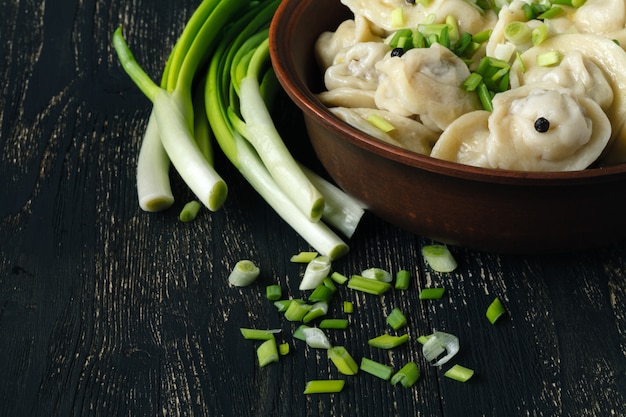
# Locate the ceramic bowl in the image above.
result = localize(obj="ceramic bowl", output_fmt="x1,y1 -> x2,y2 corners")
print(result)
268,0 -> 626,253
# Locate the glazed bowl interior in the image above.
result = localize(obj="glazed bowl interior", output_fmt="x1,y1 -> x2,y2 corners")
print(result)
269,0 -> 626,253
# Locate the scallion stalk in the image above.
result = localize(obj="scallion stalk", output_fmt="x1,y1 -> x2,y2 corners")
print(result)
422,331 -> 459,366
179,200 -> 202,222
299,255 -> 332,290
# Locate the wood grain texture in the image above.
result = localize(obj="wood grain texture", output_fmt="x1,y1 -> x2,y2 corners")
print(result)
1,1 -> 625,416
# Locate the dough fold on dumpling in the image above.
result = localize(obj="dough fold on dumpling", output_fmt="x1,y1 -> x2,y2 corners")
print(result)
429,111 -> 491,166
485,84 -> 611,171
317,88 -> 377,109
329,107 -> 438,156
374,43 -> 481,132
324,42 -> 390,91
340,0 -> 496,35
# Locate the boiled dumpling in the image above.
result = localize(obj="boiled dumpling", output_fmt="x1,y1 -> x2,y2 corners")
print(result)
374,43 -> 482,132
324,42 -> 390,91
329,107 -> 438,155
510,34 -> 626,164
315,14 -> 386,70
485,83 -> 611,171
429,110 -> 491,166
572,0 -> 625,35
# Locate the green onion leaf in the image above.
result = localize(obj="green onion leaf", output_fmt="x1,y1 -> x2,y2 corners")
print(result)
347,275 -> 392,295
284,299 -> 312,322
394,269 -> 411,290
290,251 -> 319,263
302,301 -> 329,323
240,328 -> 281,340
319,318 -> 350,330
257,337 -> 279,367
265,284 -> 282,301
343,301 -> 354,314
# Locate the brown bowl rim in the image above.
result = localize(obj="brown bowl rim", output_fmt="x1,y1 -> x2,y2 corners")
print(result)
269,0 -> 626,186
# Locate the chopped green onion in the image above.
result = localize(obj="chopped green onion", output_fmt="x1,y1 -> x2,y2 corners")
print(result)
386,308 -> 408,330
472,29 -> 492,44
265,284 -> 282,301
273,299 -> 293,313
278,342 -> 290,355
419,288 -> 446,300
308,284 -> 334,303
257,337 -> 279,367
463,72 -> 483,92
240,328 -> 281,340
395,269 -> 411,290
421,245 -> 458,273
293,325 -> 332,349
299,255 -> 332,290
343,301 -> 354,314
368,333 -> 409,349
416,335 -> 432,345
531,24 -> 549,46
303,380 -> 345,394
302,301 -> 329,323
361,267 -> 392,283
477,82 -> 494,112
391,7 -> 405,28
284,299 -> 312,322
422,331 -> 459,366
360,357 -> 393,381
445,15 -> 460,43
444,364 -> 474,382
504,21 -> 531,45
390,362 -> 420,388
537,50 -> 563,67
347,275 -> 392,295
330,271 -> 349,285
179,200 -> 202,222
290,251 -> 319,263
228,260 -> 260,286
319,319 -> 350,330
537,6 -> 564,20
328,346 -> 359,375
486,297 -> 507,324
388,28 -> 414,48
366,114 -> 395,133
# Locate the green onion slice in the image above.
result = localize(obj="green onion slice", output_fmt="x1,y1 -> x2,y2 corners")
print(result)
368,333 -> 409,349
299,255 -> 332,290
240,328 -> 281,340
422,331 -> 459,366
421,245 -> 458,273
361,267 -> 392,282
390,362 -> 420,388
257,337 -> 279,367
360,357 -> 393,381
293,325 -> 332,349
419,287 -> 446,300
386,308 -> 408,330
228,259 -> 260,286
328,346 -> 359,375
303,380 -> 345,394
486,297 -> 507,324
444,364 -> 474,382
265,284 -> 282,301
394,269 -> 411,290
347,275 -> 392,295
290,251 -> 319,263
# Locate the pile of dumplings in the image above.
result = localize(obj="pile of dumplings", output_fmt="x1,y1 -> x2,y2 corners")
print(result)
314,0 -> 626,171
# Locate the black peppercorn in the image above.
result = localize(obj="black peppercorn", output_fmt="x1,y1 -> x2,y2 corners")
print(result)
391,47 -> 405,57
534,117 -> 550,133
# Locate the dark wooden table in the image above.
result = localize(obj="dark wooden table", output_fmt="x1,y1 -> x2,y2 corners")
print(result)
1,1 -> 625,416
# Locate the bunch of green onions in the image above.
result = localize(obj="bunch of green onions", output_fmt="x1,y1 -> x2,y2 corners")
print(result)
112,0 -> 365,259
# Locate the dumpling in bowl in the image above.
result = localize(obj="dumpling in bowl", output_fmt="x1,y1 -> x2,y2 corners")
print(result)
374,43 -> 482,132
510,34 -> 626,165
330,107 -> 439,156
431,83 -> 612,171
